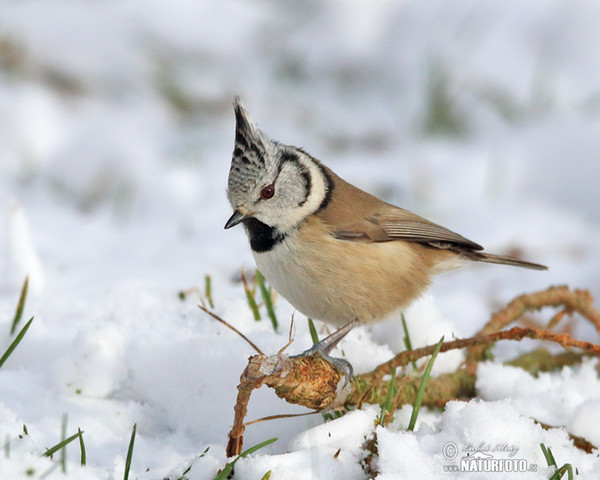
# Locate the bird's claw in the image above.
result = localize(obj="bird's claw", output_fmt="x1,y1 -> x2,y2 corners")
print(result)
291,320 -> 358,390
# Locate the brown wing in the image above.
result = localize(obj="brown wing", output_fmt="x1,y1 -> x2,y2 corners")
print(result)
315,164 -> 482,251
333,210 -> 483,250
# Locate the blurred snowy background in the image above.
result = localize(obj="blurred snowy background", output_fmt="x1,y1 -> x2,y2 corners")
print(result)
0,1 -> 599,479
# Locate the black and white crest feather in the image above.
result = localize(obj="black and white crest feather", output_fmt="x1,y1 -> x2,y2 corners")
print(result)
227,98 -> 271,205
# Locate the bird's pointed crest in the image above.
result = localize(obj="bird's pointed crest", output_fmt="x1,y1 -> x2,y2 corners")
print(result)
228,97 -> 271,207
233,97 -> 264,157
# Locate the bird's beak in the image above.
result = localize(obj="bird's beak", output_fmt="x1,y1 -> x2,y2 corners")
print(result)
224,209 -> 251,229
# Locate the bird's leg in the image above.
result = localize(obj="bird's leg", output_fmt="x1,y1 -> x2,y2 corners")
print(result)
292,320 -> 358,389
301,320 -> 358,356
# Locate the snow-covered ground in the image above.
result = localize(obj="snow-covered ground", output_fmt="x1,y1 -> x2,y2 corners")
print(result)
1,1 -> 599,478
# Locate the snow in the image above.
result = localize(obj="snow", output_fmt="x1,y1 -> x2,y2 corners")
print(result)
376,399 -> 595,479
1,1 -> 600,479
236,407 -> 379,480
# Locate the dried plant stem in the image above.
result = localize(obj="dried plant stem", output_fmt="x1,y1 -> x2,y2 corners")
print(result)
226,375 -> 267,458
226,351 -> 348,457
243,411 -> 317,427
225,286 -> 600,457
364,326 -> 600,385
478,286 -> 600,335
350,369 -> 476,410
198,305 -> 264,355
349,326 -> 600,406
468,285 -> 600,362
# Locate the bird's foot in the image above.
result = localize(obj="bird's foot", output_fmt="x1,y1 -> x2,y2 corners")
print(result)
290,320 -> 358,408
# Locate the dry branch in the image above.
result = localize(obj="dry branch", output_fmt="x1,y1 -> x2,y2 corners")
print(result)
468,285 -> 600,361
223,286 -> 600,457
226,351 -> 349,457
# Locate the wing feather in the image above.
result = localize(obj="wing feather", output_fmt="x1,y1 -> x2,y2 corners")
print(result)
314,164 -> 482,251
333,210 -> 483,251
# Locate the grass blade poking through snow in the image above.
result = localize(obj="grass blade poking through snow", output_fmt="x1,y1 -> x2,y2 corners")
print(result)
124,423 -> 137,480
0,317 -> 34,369
241,269 -> 261,321
204,274 -> 214,309
256,270 -> 278,332
379,367 -> 397,426
540,443 -> 557,467
78,428 -> 86,466
556,465 -> 574,480
10,276 -> 28,335
541,444 -> 574,480
549,465 -> 574,480
215,437 -> 277,480
401,314 -> 418,371
407,336 -> 444,431
60,414 -> 68,472
308,318 -> 319,345
42,430 -> 84,458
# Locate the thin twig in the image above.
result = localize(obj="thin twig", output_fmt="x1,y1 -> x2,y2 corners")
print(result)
277,314 -> 295,354
198,305 -> 264,355
243,411 -> 317,427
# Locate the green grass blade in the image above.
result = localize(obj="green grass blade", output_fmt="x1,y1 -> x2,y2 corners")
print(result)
379,367 -> 397,425
123,423 -> 137,480
241,271 -> 261,321
214,437 -> 277,480
307,318 -> 319,345
78,428 -> 86,466
180,464 -> 192,477
407,336 -> 444,431
214,461 -> 234,479
42,430 -> 83,458
540,443 -> 557,467
564,464 -> 574,480
542,443 -> 573,480
60,414 -> 68,473
401,314 -> 418,371
239,437 -> 277,458
549,464 -> 573,480
322,410 -> 345,422
244,289 -> 261,320
205,274 -> 214,309
10,277 -> 29,335
0,317 -> 34,369
256,270 -> 278,331
261,471 -> 272,480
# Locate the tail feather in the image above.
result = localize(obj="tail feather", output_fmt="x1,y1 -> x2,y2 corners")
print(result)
462,251 -> 548,271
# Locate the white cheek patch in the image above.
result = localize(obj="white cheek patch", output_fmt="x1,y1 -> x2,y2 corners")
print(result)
273,157 -> 328,233
299,157 -> 328,215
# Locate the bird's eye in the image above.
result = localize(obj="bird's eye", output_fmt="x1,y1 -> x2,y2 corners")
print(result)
260,184 -> 275,200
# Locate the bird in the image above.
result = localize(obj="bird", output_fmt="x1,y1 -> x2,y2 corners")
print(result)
225,97 -> 547,332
